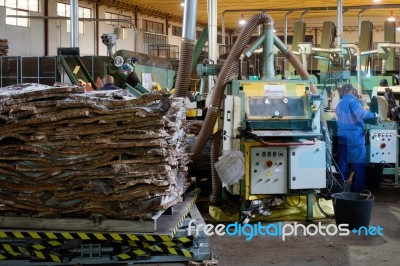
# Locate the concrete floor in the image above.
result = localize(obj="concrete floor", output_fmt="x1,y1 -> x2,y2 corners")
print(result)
135,183 -> 399,266
209,184 -> 400,266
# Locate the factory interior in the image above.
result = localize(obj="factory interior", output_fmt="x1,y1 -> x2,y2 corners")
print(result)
0,0 -> 400,265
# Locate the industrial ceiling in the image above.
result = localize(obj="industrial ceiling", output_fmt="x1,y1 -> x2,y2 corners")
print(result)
99,0 -> 400,31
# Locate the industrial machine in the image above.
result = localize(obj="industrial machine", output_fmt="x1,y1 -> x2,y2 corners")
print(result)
222,78 -> 326,221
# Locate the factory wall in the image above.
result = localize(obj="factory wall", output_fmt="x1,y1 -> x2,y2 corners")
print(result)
0,1 -> 399,58
0,6 -> 44,56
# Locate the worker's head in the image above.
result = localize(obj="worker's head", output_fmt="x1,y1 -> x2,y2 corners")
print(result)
102,75 -> 115,84
341,83 -> 357,95
380,79 -> 389,87
121,63 -> 134,75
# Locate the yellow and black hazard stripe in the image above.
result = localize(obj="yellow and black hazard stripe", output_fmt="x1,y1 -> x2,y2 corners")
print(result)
0,231 -> 172,242
116,249 -> 150,261
32,250 -> 63,263
173,236 -> 193,245
146,245 -> 193,258
31,240 -> 63,251
170,192 -> 198,237
0,244 -> 29,260
0,243 -> 27,255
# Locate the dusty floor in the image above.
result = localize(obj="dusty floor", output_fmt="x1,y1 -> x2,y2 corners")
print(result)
136,183 -> 400,266
209,184 -> 400,266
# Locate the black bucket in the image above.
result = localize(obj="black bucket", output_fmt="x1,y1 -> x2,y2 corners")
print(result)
331,192 -> 374,230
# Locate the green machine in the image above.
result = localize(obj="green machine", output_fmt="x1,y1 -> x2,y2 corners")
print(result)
109,50 -> 176,92
222,78 -> 326,222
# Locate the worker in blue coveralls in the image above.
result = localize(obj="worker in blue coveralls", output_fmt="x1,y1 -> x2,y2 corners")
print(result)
335,83 -> 379,192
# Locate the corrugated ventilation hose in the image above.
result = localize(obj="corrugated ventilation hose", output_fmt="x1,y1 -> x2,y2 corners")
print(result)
174,40 -> 195,98
191,13 -> 274,158
210,130 -> 222,204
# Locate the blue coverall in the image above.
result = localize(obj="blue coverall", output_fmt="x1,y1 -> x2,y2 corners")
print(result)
335,94 -> 376,192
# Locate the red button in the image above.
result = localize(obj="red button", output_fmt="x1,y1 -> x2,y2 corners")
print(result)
266,161 -> 273,167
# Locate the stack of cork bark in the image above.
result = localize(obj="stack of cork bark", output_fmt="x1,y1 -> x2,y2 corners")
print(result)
0,84 -> 189,220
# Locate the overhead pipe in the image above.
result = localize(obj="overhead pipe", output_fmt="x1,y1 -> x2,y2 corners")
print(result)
300,9 -> 309,21
191,13 -> 274,158
357,8 -> 366,40
174,0 -> 198,98
70,0 -> 79,47
243,34 -> 265,58
337,0 -> 343,47
263,20 -> 275,80
283,11 -> 294,78
343,44 -> 362,95
208,0 -> 218,91
221,4 -> 400,46
312,47 -> 342,53
298,45 -> 307,69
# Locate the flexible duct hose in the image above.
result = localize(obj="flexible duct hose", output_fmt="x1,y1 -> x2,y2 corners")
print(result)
191,13 -> 274,158
273,35 -> 332,159
210,130 -> 222,204
174,40 -> 195,98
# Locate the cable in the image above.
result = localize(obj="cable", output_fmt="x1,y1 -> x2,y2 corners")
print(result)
281,194 -> 301,207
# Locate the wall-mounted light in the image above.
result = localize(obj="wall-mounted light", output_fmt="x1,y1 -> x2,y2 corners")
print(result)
397,22 -> 400,31
180,1 -> 184,7
387,11 -> 396,22
238,14 -> 246,25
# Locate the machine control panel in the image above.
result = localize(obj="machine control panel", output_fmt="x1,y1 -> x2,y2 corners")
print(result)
249,147 -> 287,194
368,129 -> 397,163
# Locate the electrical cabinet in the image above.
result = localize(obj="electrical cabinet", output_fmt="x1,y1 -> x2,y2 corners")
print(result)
249,146 -> 288,194
288,141 -> 326,189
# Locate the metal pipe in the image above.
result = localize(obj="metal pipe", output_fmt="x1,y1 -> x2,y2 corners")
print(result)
358,8 -> 366,40
312,47 -> 342,53
284,11 -> 293,79
44,0 -> 49,55
300,9 -> 309,21
243,34 -> 265,58
208,0 -> 218,91
263,20 -> 275,80
298,45 -> 307,69
70,0 -> 79,47
182,0 -> 197,41
337,0 -> 343,47
221,4 -> 400,48
343,43 -> 362,94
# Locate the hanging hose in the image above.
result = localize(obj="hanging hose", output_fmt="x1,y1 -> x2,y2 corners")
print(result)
210,130 -> 222,204
174,40 -> 195,98
173,0 -> 197,98
191,13 -> 274,158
